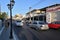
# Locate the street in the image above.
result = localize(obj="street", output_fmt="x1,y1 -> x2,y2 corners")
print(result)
0,0 -> 60,40
13,24 -> 60,40
0,24 -> 60,40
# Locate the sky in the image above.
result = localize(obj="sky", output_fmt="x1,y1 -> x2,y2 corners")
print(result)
0,0 -> 60,16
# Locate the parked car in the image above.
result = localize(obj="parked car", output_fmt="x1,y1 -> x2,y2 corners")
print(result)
48,21 -> 60,29
40,24 -> 49,30
29,21 -> 39,30
15,20 -> 23,27
29,21 -> 49,30
26,21 -> 31,26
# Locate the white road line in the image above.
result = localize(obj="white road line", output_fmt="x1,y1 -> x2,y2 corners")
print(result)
27,28 -> 41,40
23,29 -> 33,40
0,26 -> 5,35
13,30 -> 19,40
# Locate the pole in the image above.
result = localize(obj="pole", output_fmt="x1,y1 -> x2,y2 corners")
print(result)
0,4 -> 1,17
0,4 -> 1,13
33,13 -> 34,21
29,7 -> 31,22
9,1 -> 13,39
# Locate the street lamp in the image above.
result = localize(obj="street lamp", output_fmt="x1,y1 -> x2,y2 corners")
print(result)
7,0 -> 15,39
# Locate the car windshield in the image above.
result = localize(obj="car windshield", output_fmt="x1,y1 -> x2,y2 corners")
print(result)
17,21 -> 21,22
39,22 -> 45,24
33,22 -> 37,24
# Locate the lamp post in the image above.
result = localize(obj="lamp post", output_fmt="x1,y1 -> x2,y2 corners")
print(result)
7,0 -> 15,39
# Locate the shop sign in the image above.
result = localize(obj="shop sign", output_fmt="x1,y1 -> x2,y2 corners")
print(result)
46,6 -> 60,12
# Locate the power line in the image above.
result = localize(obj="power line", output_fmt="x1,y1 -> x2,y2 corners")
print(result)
31,0 -> 46,8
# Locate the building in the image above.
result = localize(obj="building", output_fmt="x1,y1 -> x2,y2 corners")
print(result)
46,4 -> 60,23
26,8 -> 46,22
25,4 -> 60,23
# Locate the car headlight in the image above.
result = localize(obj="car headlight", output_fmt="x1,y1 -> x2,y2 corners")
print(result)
42,24 -> 48,27
42,25 -> 45,26
21,23 -> 23,25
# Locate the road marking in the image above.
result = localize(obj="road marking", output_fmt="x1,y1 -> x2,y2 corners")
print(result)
0,26 -> 5,35
13,30 -> 19,40
23,29 -> 33,40
27,28 -> 41,40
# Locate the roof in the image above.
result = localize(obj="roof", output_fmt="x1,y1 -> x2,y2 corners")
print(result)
46,4 -> 60,8
26,4 -> 60,15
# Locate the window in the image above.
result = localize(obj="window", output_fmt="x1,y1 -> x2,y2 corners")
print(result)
33,22 -> 37,24
55,21 -> 60,24
52,21 -> 60,24
39,22 -> 44,24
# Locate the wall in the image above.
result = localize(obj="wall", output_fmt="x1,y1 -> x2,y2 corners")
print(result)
46,5 -> 60,23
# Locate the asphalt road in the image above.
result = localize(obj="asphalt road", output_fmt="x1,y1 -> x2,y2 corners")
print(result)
13,26 -> 39,40
13,24 -> 60,40
0,23 -> 60,40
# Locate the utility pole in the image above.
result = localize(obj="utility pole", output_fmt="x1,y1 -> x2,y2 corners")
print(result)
29,7 -> 32,22
0,3 -> 1,14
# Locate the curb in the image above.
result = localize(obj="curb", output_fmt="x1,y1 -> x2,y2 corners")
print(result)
0,26 -> 5,35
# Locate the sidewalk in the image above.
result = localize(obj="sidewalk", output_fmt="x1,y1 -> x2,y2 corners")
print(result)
0,27 -> 10,40
0,26 -> 5,35
0,21 -> 5,35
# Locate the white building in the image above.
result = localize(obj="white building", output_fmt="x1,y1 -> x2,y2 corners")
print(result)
26,9 -> 46,22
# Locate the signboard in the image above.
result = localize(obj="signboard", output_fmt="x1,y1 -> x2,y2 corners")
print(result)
46,6 -> 60,12
46,5 -> 60,23
46,12 -> 51,23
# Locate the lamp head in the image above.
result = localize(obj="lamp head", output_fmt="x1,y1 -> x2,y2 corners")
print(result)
7,4 -> 10,9
10,0 -> 15,6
